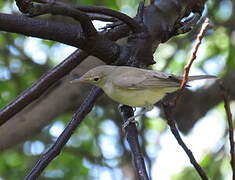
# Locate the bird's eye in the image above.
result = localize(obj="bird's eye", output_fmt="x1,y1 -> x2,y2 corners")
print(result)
93,77 -> 99,82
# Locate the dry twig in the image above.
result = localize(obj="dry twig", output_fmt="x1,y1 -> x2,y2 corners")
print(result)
180,18 -> 210,89
162,18 -> 211,180
220,83 -> 235,180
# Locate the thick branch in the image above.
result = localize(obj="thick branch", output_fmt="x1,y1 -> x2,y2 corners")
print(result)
0,13 -> 120,62
28,3 -> 98,37
0,12 -> 130,125
0,13 -> 82,47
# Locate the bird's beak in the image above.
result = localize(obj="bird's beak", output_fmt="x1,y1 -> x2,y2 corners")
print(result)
70,76 -> 87,83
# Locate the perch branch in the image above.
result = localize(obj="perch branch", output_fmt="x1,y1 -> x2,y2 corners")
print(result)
116,2 -> 150,179
119,105 -> 149,180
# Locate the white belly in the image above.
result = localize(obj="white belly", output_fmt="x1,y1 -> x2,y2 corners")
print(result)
103,83 -> 178,107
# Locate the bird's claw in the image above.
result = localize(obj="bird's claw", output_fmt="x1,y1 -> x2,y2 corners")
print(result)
122,117 -> 139,130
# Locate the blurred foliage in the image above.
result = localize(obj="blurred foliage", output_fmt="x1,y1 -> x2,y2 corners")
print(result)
0,0 -> 235,180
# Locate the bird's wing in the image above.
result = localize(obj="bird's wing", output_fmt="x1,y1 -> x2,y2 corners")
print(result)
112,69 -> 180,89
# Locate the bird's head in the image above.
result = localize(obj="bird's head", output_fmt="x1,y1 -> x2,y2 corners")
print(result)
70,65 -> 115,87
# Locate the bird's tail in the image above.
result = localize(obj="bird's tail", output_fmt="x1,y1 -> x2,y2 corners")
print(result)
188,75 -> 217,81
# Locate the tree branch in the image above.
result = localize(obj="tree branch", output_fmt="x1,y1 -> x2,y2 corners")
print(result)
220,83 -> 235,179
25,87 -> 103,180
87,13 -> 118,22
0,13 -> 83,47
180,18 -> 210,89
0,13 -> 120,62
119,105 -> 149,180
159,16 -> 210,180
15,0 -> 33,13
0,1 -> 211,179
162,101 -> 209,180
0,57 -> 104,150
0,11 -> 130,126
34,0 -> 143,33
27,2 -> 98,37
0,50 -> 88,126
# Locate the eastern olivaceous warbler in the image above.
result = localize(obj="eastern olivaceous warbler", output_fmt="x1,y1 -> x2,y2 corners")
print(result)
71,65 -> 216,110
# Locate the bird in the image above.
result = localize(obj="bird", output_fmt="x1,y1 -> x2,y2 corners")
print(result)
71,65 -> 216,125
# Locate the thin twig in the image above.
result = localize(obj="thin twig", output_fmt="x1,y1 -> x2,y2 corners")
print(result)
76,5 -> 143,33
220,83 -> 235,180
180,18 -> 210,89
87,13 -> 118,22
24,87 -> 103,180
161,18 -> 211,180
162,102 -> 209,180
34,0 -> 143,33
173,18 -> 210,105
119,105 -> 149,180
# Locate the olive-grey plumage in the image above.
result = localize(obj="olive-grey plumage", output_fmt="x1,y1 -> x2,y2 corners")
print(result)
71,65 -> 216,107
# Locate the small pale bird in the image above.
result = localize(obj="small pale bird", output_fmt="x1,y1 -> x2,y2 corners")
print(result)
71,65 -> 216,123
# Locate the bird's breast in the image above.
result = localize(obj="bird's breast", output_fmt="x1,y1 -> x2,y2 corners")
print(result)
103,82 -> 175,107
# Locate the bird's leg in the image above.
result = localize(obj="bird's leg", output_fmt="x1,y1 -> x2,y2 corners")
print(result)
122,106 -> 154,129
129,106 -> 154,120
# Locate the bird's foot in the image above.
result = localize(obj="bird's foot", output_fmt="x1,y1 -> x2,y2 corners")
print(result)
120,105 -> 153,130
122,117 -> 139,130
